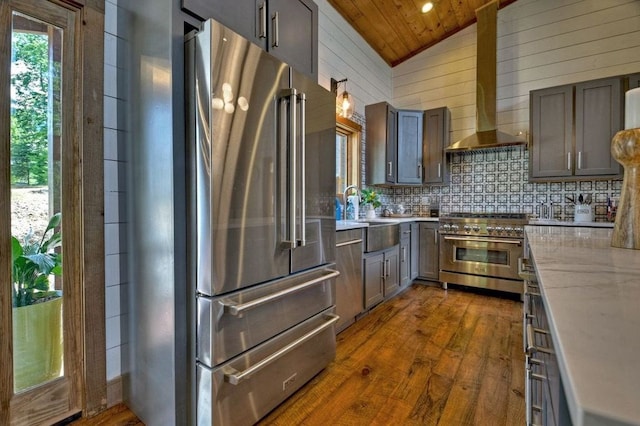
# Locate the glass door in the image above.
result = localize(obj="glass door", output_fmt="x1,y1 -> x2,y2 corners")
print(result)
0,0 -> 100,423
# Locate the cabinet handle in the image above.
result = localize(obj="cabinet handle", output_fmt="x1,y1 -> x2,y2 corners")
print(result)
578,151 -> 582,170
387,161 -> 393,177
272,12 -> 279,48
434,229 -> 438,245
401,247 -> 406,263
567,152 -> 571,170
385,259 -> 390,277
526,324 -> 554,356
258,2 -> 266,39
437,162 -> 441,178
418,163 -> 422,179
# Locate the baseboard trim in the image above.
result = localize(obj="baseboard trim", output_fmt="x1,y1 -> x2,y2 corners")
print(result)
107,376 -> 123,407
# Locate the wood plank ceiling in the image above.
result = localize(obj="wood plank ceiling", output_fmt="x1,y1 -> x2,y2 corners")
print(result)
327,0 -> 518,67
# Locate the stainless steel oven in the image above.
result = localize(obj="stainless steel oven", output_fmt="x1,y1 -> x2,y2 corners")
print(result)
439,213 -> 526,295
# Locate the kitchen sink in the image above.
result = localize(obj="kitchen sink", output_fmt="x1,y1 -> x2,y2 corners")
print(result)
362,222 -> 399,252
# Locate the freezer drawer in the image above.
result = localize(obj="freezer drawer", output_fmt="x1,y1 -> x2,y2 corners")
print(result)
197,266 -> 338,366
197,308 -> 338,426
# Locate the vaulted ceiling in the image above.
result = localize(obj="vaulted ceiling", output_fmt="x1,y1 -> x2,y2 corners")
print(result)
327,0 -> 518,66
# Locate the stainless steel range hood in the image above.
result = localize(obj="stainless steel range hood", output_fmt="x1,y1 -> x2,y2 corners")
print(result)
446,0 -> 525,152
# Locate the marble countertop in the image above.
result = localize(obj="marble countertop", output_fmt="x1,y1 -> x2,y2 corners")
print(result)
336,217 -> 438,231
525,225 -> 640,426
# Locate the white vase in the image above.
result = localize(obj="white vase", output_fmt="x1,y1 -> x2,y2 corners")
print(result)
365,205 -> 376,219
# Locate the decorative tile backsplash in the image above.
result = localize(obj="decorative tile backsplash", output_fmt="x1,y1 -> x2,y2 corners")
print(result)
370,147 -> 622,222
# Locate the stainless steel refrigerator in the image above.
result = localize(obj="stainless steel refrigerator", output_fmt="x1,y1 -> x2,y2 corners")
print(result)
186,19 -> 338,426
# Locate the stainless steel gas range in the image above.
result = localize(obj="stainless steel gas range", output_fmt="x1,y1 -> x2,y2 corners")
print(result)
438,212 -> 527,296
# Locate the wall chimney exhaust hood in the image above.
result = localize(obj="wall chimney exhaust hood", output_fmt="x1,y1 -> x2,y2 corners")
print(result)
446,0 -> 525,152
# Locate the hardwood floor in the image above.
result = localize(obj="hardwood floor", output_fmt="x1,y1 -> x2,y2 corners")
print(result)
71,284 -> 525,426
259,284 -> 525,426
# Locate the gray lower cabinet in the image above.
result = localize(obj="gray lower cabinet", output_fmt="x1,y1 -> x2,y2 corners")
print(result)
399,224 -> 411,289
530,76 -> 623,180
363,245 -> 399,308
335,229 -> 363,333
410,222 -> 419,280
418,222 -> 439,280
181,0 -> 318,79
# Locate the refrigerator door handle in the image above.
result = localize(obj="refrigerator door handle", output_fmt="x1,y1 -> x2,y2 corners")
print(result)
223,313 -> 339,385
299,91 -> 307,247
220,269 -> 339,315
280,88 -> 298,249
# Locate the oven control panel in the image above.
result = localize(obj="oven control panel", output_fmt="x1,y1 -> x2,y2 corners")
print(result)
439,219 -> 525,238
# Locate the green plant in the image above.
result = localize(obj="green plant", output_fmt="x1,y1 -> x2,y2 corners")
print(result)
360,188 -> 381,209
11,213 -> 62,308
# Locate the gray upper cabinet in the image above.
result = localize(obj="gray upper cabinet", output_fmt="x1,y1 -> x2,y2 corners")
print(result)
574,78 -> 622,176
397,110 -> 424,184
530,85 -> 574,179
366,103 -> 426,185
366,102 -> 397,185
182,0 -> 318,79
267,0 -> 318,80
628,73 -> 640,90
529,77 -> 623,180
423,107 -> 450,184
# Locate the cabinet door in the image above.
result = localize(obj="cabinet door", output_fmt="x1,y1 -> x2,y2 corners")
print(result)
384,246 -> 400,297
400,236 -> 411,289
575,78 -> 622,176
363,253 -> 384,308
182,0 -> 266,49
423,107 -> 450,184
365,102 -> 396,185
397,110 -> 423,184
268,0 -> 318,79
419,223 -> 439,280
530,85 -> 574,179
385,106 -> 398,184
410,222 -> 419,279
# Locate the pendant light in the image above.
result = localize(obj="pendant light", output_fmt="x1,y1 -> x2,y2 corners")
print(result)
331,77 -> 355,119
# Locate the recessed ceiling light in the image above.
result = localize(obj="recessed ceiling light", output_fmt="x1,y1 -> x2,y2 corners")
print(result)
421,2 -> 434,13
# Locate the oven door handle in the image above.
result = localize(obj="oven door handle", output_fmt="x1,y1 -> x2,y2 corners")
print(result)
223,313 -> 340,385
220,269 -> 340,315
443,235 -> 522,245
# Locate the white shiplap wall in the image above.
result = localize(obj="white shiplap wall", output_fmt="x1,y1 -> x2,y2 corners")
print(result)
392,0 -> 640,143
316,0 -> 392,116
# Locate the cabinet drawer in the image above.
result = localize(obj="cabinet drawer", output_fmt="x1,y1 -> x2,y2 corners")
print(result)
197,266 -> 337,366
197,308 -> 338,426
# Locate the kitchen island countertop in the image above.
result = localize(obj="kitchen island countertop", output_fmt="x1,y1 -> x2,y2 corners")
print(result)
525,225 -> 640,426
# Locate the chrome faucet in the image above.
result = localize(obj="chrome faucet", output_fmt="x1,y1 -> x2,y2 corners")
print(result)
342,185 -> 360,220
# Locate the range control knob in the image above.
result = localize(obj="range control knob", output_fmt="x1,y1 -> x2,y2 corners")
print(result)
442,224 -> 451,231
472,225 -> 481,232
451,224 -> 459,231
463,225 -> 472,232
486,226 -> 494,233
494,226 -> 504,233
514,227 -> 524,235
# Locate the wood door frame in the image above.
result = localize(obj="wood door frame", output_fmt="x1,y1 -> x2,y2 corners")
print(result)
0,0 -> 105,424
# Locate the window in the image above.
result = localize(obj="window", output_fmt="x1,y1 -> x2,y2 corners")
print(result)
335,115 -> 362,197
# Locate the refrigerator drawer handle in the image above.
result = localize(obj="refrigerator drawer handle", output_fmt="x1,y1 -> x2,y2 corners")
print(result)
222,269 -> 340,315
224,313 -> 339,385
